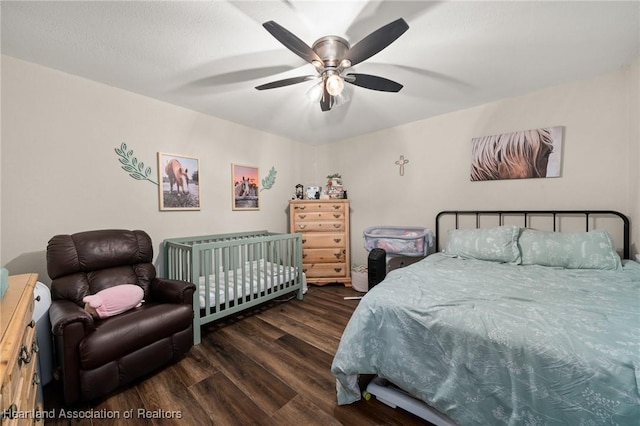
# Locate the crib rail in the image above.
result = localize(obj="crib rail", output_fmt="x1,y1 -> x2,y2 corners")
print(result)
164,231 -> 303,344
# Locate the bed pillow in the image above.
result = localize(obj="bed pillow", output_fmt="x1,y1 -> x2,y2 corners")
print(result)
518,228 -> 622,270
444,225 -> 521,263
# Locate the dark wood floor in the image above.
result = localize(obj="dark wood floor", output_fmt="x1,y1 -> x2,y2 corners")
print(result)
43,285 -> 434,425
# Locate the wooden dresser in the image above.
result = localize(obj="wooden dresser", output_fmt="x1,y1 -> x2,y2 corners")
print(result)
1,273 -> 41,424
289,199 -> 351,286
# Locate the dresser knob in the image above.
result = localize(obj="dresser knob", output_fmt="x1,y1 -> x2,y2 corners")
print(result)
18,345 -> 32,365
31,340 -> 40,354
6,403 -> 17,418
28,319 -> 36,328
334,268 -> 343,273
298,206 -> 306,210
299,214 -> 306,219
34,295 -> 41,302
333,238 -> 342,243
333,224 -> 341,229
334,253 -> 342,259
298,225 -> 307,230
32,371 -> 41,387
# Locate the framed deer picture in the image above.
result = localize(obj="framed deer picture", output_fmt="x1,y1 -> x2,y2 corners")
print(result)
231,163 -> 260,211
157,152 -> 200,211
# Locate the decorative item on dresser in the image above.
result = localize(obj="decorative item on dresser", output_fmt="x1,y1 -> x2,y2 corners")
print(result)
1,273 -> 42,424
289,199 -> 351,287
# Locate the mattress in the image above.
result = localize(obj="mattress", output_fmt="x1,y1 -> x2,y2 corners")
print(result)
331,253 -> 640,425
197,259 -> 298,308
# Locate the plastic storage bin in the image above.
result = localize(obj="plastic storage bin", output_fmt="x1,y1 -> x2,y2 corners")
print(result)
363,226 -> 433,257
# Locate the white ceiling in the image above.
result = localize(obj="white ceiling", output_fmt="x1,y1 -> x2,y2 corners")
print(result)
2,1 -> 639,145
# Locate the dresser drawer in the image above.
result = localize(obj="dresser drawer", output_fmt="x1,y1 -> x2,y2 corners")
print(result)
1,274 -> 39,426
303,262 -> 348,278
2,323 -> 37,416
18,327 -> 39,402
292,211 -> 346,222
302,248 -> 346,263
301,233 -> 346,248
292,221 -> 345,233
291,202 -> 345,213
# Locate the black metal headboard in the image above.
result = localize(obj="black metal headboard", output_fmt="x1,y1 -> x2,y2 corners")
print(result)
435,210 -> 630,259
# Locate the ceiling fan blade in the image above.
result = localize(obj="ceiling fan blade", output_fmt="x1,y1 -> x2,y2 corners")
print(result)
341,18 -> 409,67
345,73 -> 403,92
262,21 -> 323,65
255,75 -> 316,90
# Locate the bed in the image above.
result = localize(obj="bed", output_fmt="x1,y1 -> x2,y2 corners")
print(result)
331,210 -> 640,425
164,230 -> 304,344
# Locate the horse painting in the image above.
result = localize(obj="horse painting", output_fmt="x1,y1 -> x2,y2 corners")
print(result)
158,153 -> 200,210
232,164 -> 259,210
470,127 -> 559,181
233,176 -> 259,209
165,158 -> 190,195
235,176 -> 251,198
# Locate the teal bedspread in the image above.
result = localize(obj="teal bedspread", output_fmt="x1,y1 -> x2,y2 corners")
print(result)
331,254 -> 640,425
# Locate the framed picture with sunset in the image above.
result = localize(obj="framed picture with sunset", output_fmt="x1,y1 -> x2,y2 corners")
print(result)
231,163 -> 260,210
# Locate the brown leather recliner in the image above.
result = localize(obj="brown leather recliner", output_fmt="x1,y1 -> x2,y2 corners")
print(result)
46,229 -> 195,405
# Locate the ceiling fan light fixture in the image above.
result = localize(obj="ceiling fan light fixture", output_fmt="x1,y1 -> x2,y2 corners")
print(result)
332,90 -> 350,109
325,71 -> 344,96
339,59 -> 352,70
306,80 -> 323,102
258,18 -> 409,110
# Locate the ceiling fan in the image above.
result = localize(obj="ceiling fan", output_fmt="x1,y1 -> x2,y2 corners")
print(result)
255,18 -> 409,112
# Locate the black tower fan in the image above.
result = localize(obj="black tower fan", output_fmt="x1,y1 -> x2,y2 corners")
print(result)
368,248 -> 387,289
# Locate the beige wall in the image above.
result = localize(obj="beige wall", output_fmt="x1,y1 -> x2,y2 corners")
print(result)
0,55 -> 3,266
1,56 -> 312,282
1,55 -> 638,281
629,58 -> 640,260
317,61 -> 639,265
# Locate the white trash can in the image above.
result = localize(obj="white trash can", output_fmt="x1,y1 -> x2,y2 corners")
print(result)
33,282 -> 54,402
351,265 -> 368,293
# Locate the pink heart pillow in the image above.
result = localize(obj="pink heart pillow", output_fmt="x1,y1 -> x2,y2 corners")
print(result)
83,284 -> 144,318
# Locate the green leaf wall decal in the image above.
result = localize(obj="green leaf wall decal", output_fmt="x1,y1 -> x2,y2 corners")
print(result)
261,166 -> 277,191
115,142 -> 158,185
